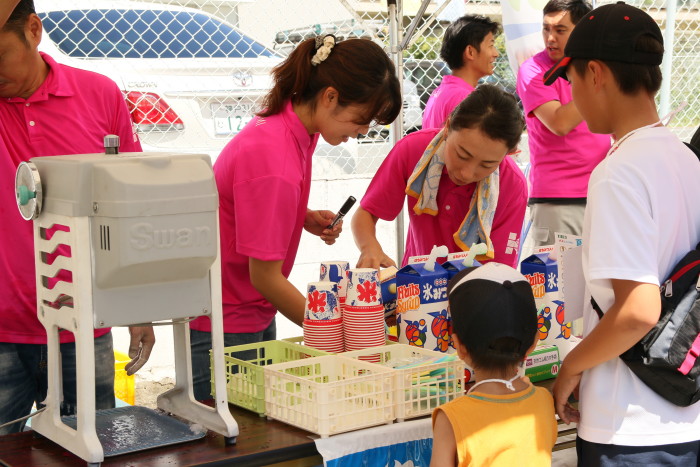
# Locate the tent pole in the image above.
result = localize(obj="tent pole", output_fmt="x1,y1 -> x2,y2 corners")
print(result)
388,0 -> 406,266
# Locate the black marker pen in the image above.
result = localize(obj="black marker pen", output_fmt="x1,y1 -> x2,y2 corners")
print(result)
326,196 -> 356,229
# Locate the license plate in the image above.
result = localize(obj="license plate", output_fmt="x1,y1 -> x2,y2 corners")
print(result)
212,103 -> 254,135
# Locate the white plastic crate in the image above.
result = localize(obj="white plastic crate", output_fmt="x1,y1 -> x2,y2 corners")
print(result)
342,344 -> 464,421
263,355 -> 395,437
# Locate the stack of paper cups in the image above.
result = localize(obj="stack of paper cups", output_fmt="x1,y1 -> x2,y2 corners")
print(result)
303,281 -> 344,353
344,268 -> 385,361
319,261 -> 350,310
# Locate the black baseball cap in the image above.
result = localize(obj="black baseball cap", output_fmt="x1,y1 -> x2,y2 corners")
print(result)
447,262 -> 537,357
544,2 -> 663,86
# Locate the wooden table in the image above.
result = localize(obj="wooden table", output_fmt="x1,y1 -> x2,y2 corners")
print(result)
0,380 -> 576,466
0,405 -> 321,467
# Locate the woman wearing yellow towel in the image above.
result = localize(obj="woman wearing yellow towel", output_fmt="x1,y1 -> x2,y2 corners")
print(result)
352,84 -> 527,268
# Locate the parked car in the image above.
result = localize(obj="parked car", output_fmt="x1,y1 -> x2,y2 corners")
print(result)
273,24 -> 423,137
403,60 -> 451,110
35,0 -> 281,158
479,55 -> 520,105
404,58 -> 521,111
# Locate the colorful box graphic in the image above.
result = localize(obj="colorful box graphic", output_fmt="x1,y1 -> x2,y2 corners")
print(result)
396,262 -> 452,354
524,344 -> 560,382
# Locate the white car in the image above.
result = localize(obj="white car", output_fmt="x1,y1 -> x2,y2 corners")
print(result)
35,0 -> 280,157
274,24 -> 423,138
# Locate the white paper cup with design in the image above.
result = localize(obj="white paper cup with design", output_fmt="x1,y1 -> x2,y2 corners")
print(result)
345,268 -> 382,307
304,281 -> 341,320
319,261 -> 350,303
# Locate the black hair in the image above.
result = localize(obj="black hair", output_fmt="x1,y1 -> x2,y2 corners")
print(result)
439,15 -> 500,71
571,34 -> 664,95
448,84 -> 524,151
260,38 -> 401,126
448,272 -> 536,375
465,337 -> 528,374
543,0 -> 593,25
2,0 -> 35,41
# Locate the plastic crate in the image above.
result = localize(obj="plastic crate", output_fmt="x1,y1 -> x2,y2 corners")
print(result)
217,340 -> 329,415
114,350 -> 135,405
342,344 -> 464,421
263,355 -> 395,437
281,336 -> 306,346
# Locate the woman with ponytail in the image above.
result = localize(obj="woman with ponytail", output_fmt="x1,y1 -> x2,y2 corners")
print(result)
189,37 -> 401,400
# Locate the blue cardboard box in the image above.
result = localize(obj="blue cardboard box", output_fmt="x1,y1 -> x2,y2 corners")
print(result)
396,262 -> 451,353
441,251 -> 483,280
520,253 -> 559,300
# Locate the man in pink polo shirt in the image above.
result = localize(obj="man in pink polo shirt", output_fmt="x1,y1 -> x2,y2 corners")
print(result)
353,85 -> 527,269
0,0 -> 154,434
516,0 -> 610,247
422,15 -> 500,130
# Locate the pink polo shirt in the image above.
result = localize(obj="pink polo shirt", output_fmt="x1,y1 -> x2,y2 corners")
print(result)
422,75 -> 475,130
361,129 -> 527,268
516,51 -> 610,199
0,53 -> 141,344
191,101 -> 318,334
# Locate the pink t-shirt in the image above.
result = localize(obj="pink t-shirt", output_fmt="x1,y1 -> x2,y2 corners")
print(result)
517,51 -> 610,198
361,129 -> 527,268
422,75 -> 475,130
190,101 -> 318,334
0,53 -> 141,344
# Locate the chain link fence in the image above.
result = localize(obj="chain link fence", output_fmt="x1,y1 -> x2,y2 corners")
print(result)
34,0 -> 700,367
36,0 -> 700,176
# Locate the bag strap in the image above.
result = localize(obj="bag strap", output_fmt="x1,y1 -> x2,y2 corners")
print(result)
591,250 -> 700,319
588,142 -> 698,322
685,141 -> 700,161
591,297 -> 604,320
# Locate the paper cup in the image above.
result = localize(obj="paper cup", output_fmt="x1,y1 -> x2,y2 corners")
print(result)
303,318 -> 344,353
343,301 -> 386,352
320,261 -> 350,301
345,268 -> 381,307
304,281 -> 341,320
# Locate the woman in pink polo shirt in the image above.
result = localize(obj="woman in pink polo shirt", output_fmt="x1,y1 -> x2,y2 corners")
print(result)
189,36 -> 401,400
352,84 -> 527,269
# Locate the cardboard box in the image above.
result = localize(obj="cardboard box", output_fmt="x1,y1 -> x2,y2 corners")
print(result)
521,253 -> 559,300
535,297 -> 581,360
379,266 -> 398,320
441,251 -> 482,279
396,262 -> 451,353
524,344 -> 560,382
406,254 -> 431,264
522,254 -> 578,357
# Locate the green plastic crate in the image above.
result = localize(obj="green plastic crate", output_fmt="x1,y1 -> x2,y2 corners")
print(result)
213,340 -> 329,415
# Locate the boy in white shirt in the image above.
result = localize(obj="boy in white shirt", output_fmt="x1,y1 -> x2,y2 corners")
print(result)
545,2 -> 700,463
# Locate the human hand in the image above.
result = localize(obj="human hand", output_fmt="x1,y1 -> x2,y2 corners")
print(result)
356,245 -> 396,269
304,209 -> 341,245
125,326 -> 156,375
552,364 -> 581,424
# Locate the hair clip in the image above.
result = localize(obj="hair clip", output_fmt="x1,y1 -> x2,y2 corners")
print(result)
311,35 -> 337,66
